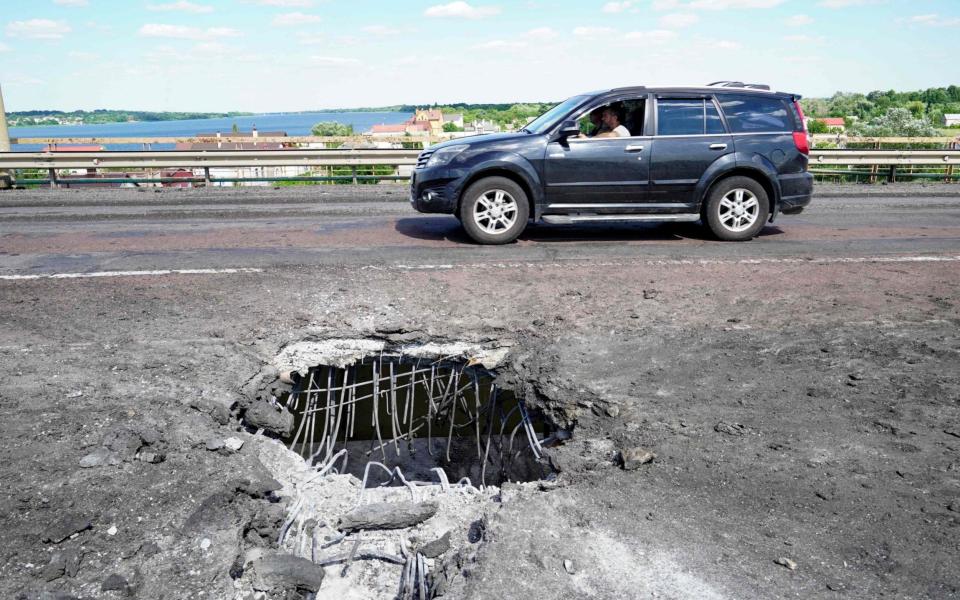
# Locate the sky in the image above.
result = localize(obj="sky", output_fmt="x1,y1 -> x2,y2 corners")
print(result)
1,0 -> 958,112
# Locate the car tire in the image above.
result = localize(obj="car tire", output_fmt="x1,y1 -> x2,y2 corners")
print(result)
704,176 -> 770,241
460,177 -> 529,245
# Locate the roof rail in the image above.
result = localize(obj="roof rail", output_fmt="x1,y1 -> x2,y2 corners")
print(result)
707,81 -> 771,91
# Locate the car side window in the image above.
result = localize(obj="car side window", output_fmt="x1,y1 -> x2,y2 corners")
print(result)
717,94 -> 792,133
657,99 -> 704,136
706,100 -> 726,134
573,98 -> 645,139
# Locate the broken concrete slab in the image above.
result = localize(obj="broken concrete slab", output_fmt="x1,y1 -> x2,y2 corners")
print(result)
246,551 -> 325,595
78,447 -> 122,468
41,513 -> 93,544
618,447 -> 656,470
41,553 -> 66,582
244,402 -> 295,437
417,531 -> 451,558
205,438 -> 225,452
101,573 -> 131,594
337,501 -> 439,532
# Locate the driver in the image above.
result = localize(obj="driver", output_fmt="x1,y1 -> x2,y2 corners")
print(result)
595,106 -> 630,138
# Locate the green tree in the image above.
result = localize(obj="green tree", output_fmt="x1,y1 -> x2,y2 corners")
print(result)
442,122 -> 463,132
905,100 -> 926,118
311,121 -> 354,136
847,107 -> 939,137
807,119 -> 829,134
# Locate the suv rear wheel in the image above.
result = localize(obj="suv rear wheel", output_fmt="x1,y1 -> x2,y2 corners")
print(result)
704,176 -> 770,241
460,177 -> 529,245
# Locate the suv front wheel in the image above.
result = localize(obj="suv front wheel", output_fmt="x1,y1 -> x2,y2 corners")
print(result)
460,177 -> 529,245
704,176 -> 770,241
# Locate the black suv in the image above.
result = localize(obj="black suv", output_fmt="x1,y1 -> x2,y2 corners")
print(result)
410,83 -> 813,244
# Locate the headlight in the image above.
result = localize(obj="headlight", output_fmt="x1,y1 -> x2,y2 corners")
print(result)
425,144 -> 469,168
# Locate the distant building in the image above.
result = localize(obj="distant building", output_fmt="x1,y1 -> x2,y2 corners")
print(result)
368,108 -> 460,136
809,117 -> 846,131
464,119 -> 501,134
43,144 -> 106,152
193,127 -> 292,149
174,128 -> 305,186
944,114 -> 960,127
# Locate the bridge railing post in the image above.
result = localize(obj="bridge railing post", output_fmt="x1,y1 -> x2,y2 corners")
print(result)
0,83 -> 12,189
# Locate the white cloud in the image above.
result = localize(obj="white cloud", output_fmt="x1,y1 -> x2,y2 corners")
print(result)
711,39 -> 741,49
272,12 -> 322,26
659,13 -> 699,27
654,0 -> 783,8
138,23 -> 241,40
391,55 -> 420,66
6,74 -> 44,85
362,25 -> 402,35
54,0 -> 88,6
603,1 -> 636,12
67,50 -> 99,59
785,14 -> 814,26
623,29 -> 678,44
573,26 -> 616,38
474,39 -> 526,49
0,42 -> 10,52
908,14 -> 960,26
6,19 -> 72,40
424,2 -> 501,19
817,0 -> 872,7
295,31 -> 325,44
147,1 -> 215,13
687,0 -> 784,8
257,0 -> 314,5
784,34 -> 825,43
526,26 -> 558,39
309,56 -> 361,67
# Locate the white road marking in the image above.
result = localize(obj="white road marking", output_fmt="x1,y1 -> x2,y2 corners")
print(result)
1,255 -> 958,281
384,255 -> 960,271
0,268 -> 263,281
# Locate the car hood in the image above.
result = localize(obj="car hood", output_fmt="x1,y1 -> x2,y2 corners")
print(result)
429,132 -> 533,150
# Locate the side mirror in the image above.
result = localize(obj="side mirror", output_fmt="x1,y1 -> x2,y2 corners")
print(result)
557,120 -> 581,140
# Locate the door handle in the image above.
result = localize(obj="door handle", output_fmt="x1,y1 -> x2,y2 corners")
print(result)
624,144 -> 645,152
709,143 -> 728,150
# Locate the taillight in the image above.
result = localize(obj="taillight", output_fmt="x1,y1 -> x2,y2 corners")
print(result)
793,131 -> 809,155
793,100 -> 807,129
792,100 -> 809,155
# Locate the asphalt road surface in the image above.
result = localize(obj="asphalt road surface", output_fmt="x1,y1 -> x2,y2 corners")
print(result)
1,183 -> 958,600
1,183 -> 959,275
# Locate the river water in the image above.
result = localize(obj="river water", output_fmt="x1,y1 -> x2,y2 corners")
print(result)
8,111 -> 411,151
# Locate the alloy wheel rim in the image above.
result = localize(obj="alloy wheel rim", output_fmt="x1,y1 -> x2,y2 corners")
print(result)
474,189 -> 519,235
718,188 -> 760,232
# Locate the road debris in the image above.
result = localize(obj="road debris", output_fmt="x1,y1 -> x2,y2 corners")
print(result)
337,501 -> 439,532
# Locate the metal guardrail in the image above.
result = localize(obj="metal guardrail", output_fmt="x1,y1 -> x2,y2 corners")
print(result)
1,148 -> 958,187
3,149 -> 958,169
810,150 -> 960,165
0,149 -> 419,169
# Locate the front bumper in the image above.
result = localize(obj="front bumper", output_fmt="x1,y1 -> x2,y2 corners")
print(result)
409,168 -> 463,214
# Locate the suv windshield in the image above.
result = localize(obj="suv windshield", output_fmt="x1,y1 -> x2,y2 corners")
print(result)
523,95 -> 590,134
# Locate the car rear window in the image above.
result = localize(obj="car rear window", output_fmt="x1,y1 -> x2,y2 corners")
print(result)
657,99 -> 728,136
717,94 -> 794,133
